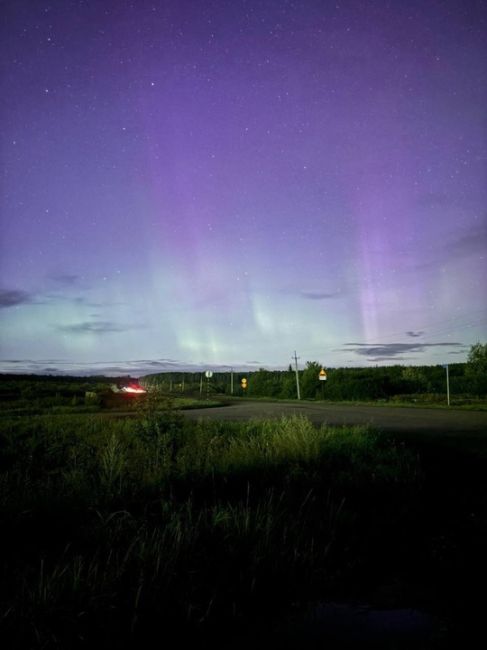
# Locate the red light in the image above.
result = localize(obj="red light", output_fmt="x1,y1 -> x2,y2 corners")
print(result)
121,385 -> 146,394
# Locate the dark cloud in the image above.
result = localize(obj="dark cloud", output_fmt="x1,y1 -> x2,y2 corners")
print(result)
344,342 -> 463,358
367,357 -> 413,362
144,359 -> 189,367
57,321 -> 133,334
0,289 -> 32,308
45,294 -> 126,308
406,331 -> 424,338
86,300 -> 126,308
301,290 -> 343,300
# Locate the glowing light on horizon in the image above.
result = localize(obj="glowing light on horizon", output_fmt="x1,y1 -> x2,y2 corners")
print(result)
121,386 -> 146,394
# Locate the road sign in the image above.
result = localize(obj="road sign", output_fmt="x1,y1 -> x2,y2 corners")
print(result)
205,370 -> 213,378
319,368 -> 327,381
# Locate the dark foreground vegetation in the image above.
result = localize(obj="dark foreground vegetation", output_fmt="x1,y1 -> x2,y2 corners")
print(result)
1,387 -> 487,649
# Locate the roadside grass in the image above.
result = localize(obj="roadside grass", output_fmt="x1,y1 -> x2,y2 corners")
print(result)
0,408 -> 424,648
0,396 -> 225,418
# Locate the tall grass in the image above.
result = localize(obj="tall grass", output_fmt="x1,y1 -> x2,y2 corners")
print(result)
0,408 -> 421,648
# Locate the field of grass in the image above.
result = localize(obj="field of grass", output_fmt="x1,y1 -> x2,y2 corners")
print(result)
1,382 -> 486,648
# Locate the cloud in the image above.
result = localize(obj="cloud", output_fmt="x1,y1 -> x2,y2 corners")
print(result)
57,321 -> 135,334
343,342 -> 463,358
0,289 -> 32,308
85,300 -> 126,308
143,359 -> 190,367
43,293 -> 126,309
0,358 -> 266,376
406,331 -> 424,337
367,356 -> 414,362
300,290 -> 343,300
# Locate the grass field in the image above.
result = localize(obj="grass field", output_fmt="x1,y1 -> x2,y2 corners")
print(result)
1,382 -> 486,648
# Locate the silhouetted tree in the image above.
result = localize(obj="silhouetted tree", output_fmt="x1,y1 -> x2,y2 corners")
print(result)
466,343 -> 487,395
301,361 -> 322,398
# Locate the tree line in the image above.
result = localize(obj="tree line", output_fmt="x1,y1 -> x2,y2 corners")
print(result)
142,344 -> 487,402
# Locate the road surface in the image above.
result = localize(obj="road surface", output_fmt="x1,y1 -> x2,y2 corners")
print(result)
183,400 -> 487,436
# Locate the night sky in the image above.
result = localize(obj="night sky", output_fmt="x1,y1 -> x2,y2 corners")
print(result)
1,0 -> 486,375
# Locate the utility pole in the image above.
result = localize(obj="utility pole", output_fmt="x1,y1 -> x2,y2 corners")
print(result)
231,367 -> 234,395
446,364 -> 450,406
293,351 -> 301,400
199,373 -> 203,398
181,377 -> 184,392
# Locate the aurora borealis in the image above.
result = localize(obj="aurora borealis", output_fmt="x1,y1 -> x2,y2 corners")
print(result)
1,0 -> 486,375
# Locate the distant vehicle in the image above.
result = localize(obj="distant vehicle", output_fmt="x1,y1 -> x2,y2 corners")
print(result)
110,380 -> 146,395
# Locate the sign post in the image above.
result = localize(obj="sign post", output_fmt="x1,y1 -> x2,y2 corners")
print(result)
319,368 -> 327,400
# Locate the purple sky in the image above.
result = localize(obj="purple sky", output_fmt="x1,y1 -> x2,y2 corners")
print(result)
1,0 -> 486,375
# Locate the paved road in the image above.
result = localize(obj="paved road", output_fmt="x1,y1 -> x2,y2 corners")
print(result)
183,400 -> 487,435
